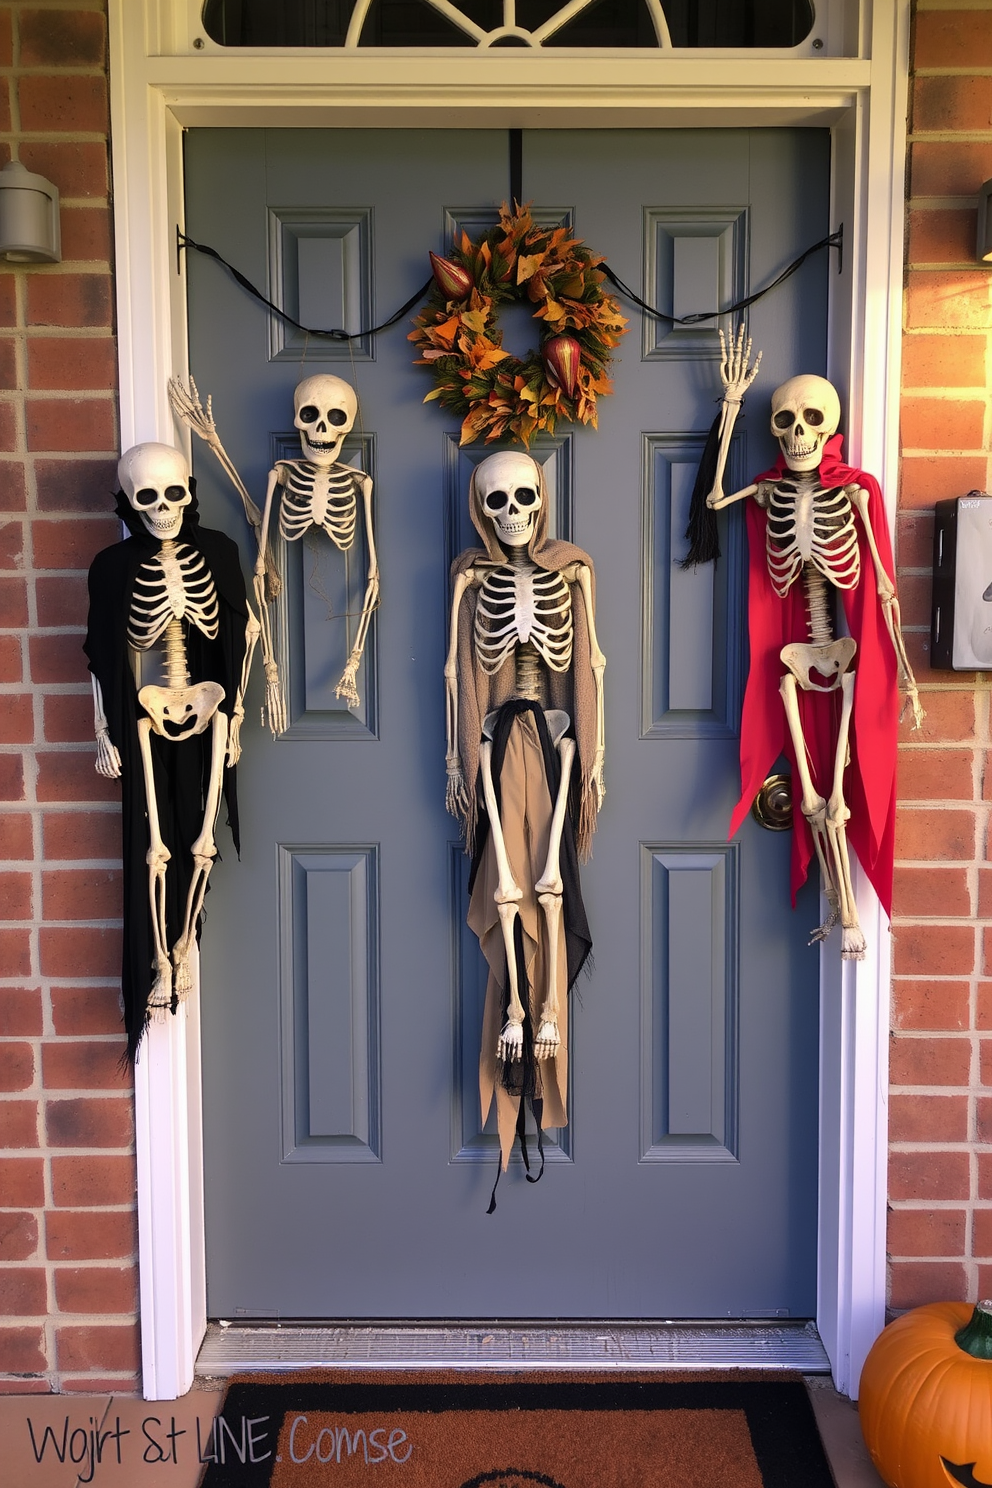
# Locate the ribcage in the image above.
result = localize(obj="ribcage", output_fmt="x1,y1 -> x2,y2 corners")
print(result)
278,462 -> 359,550
474,563 -> 573,676
765,479 -> 860,598
127,542 -> 220,651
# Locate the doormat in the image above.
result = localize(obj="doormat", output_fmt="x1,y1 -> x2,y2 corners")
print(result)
198,1373 -> 835,1487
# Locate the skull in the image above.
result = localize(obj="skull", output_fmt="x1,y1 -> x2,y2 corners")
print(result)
293,374 -> 357,466
476,451 -> 542,549
118,442 -> 192,541
770,374 -> 841,472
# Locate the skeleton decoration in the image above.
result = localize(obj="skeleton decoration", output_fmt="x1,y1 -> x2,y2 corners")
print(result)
446,451 -> 605,1195
703,330 -> 923,958
85,442 -> 258,1057
169,372 -> 378,724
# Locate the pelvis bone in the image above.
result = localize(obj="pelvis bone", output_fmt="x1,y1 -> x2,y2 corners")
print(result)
139,681 -> 225,741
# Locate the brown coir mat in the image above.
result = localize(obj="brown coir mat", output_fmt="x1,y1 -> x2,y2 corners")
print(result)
197,1371 -> 835,1488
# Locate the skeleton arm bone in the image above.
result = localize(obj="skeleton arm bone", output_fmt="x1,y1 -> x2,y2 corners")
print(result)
226,600 -> 262,766
706,326 -> 763,510
445,568 -> 480,820
252,467 -> 287,736
168,376 -> 282,602
91,676 -> 121,779
334,473 -> 379,709
573,563 -> 606,808
847,484 -> 925,730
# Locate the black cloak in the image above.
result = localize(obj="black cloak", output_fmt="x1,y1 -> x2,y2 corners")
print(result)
83,483 -> 249,1059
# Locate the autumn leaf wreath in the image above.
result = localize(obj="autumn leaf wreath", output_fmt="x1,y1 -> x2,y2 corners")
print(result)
409,203 -> 628,447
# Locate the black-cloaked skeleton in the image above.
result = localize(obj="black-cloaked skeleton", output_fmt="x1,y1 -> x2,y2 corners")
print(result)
169,372 -> 378,722
86,442 -> 258,1051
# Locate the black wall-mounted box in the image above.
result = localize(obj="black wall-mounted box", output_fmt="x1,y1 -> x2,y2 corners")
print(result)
932,492 -> 992,670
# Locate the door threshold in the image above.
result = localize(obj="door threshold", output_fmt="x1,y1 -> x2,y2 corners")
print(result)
196,1320 -> 831,1375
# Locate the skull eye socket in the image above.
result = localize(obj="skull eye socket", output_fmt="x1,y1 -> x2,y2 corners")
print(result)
164,485 -> 188,503
484,489 -> 509,512
803,408 -> 825,427
773,411 -> 796,430
134,487 -> 160,507
327,409 -> 348,427
298,405 -> 319,424
515,488 -> 538,507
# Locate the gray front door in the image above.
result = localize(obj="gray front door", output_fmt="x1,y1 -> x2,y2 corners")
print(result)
185,127 -> 827,1320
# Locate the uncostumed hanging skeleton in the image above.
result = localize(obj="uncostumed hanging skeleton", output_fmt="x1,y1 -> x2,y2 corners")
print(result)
169,372 -> 378,723
85,443 -> 258,1058
446,451 -> 605,1188
700,331 -> 922,957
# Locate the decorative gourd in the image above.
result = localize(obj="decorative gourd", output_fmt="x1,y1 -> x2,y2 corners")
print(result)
859,1299 -> 992,1487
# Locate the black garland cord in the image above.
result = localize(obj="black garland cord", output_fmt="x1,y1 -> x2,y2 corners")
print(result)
177,223 -> 843,343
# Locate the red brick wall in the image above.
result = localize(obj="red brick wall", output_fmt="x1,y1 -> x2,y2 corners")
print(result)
0,3 -> 137,1394
891,1 -> 992,1311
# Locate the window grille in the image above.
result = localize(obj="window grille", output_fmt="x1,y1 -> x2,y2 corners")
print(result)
201,0 -> 816,49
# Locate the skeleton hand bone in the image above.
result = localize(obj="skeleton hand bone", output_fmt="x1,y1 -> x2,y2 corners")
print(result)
719,324 -> 762,403
95,730 -> 122,779
534,1019 -> 560,1060
445,759 -> 468,819
226,709 -> 244,767
497,1019 -> 524,1063
334,648 -> 362,709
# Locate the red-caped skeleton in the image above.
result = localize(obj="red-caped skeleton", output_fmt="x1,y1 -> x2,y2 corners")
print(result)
706,330 -> 922,958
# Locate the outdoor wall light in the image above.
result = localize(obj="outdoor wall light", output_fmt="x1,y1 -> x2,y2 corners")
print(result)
979,179 -> 992,263
0,160 -> 61,263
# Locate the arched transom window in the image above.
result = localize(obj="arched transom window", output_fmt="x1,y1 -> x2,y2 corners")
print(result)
202,0 -> 817,50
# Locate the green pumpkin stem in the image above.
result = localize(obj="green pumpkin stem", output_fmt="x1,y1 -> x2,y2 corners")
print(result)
954,1300 -> 992,1360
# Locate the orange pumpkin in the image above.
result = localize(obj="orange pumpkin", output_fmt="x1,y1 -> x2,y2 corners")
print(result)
859,1299 -> 992,1488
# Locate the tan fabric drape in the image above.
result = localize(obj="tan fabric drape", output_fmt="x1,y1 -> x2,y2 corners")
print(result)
468,710 -> 568,1170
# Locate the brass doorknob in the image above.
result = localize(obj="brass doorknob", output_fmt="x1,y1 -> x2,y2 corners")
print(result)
752,772 -> 793,831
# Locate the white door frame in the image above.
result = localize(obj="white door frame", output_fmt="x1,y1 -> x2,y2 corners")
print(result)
108,0 -> 909,1401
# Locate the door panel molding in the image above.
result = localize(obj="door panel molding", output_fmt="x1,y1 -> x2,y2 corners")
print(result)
110,0 -> 906,1401
640,432 -> 745,738
641,206 -> 749,361
266,206 -> 374,361
277,844 -> 382,1163
639,844 -> 739,1163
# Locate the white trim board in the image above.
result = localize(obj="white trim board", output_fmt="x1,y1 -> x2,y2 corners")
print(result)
109,0 -> 907,1403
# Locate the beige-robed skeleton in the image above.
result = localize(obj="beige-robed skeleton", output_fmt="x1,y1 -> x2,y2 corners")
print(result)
446,450 -> 605,1168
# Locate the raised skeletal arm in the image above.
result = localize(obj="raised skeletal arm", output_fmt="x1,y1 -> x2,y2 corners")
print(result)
445,567 -> 479,819
847,484 -> 925,730
706,325 -> 763,511
91,675 -> 121,779
334,472 -> 379,709
574,563 -> 606,808
168,376 -> 282,602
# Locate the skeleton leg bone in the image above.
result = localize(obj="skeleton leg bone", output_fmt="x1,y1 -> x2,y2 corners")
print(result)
171,709 -> 229,998
779,672 -> 842,942
479,738 -> 526,1063
136,718 -> 173,1016
824,669 -> 866,960
534,736 -> 576,1060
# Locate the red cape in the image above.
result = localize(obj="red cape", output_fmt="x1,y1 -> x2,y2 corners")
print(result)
730,434 -> 897,916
